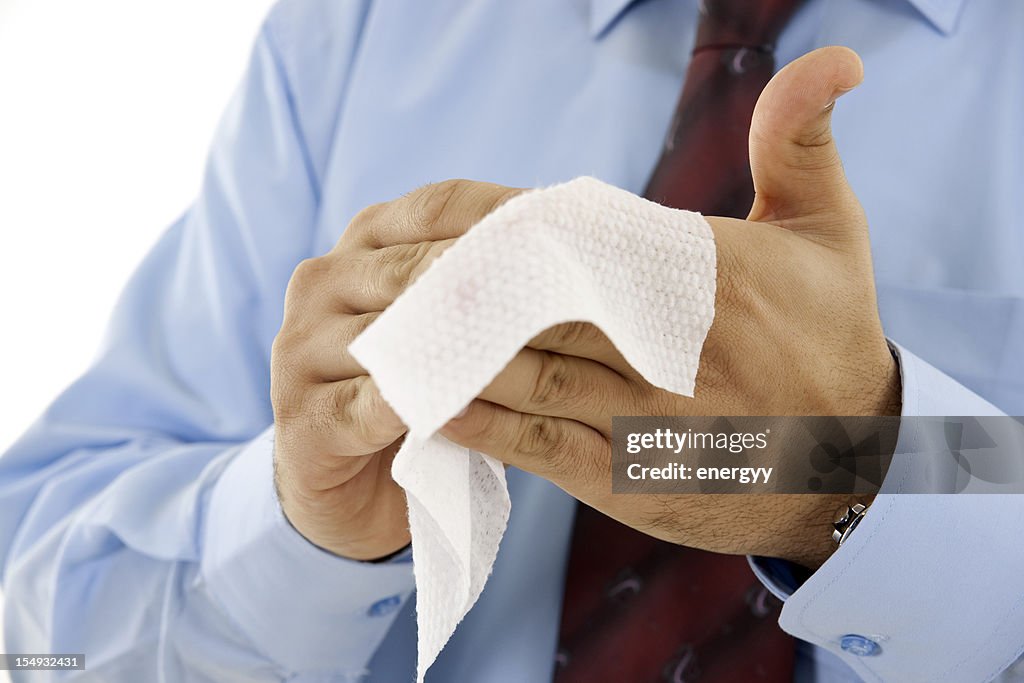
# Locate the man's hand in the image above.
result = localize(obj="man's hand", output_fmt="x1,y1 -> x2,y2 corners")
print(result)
271,180 -> 520,560
440,47 -> 899,569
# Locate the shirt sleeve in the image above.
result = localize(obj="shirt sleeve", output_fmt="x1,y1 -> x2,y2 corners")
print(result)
754,342 -> 1024,682
200,427 -> 414,676
0,3 -> 413,680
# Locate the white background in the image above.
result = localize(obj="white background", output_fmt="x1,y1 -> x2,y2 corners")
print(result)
0,0 -> 276,672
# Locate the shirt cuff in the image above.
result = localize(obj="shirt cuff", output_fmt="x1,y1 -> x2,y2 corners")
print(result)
198,426 -> 414,675
747,340 -> 1005,601
768,343 -> 1024,682
747,556 -> 809,602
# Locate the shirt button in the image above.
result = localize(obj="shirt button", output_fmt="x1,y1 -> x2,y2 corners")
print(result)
840,634 -> 881,656
728,47 -> 768,75
367,595 -> 402,617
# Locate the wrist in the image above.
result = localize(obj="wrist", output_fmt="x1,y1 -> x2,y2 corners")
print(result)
275,471 -> 412,561
273,438 -> 412,561
855,342 -> 902,416
775,493 -> 863,570
279,493 -> 412,562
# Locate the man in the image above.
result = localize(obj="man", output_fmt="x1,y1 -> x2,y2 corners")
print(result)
2,0 -> 1022,681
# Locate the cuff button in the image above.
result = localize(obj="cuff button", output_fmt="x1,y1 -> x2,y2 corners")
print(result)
368,594 -> 402,617
840,634 -> 881,656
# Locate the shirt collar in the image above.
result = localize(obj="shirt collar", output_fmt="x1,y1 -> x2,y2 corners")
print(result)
587,0 -> 967,39
903,0 -> 968,35
588,0 -> 636,38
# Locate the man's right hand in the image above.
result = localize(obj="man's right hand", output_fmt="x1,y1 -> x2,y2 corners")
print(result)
270,180 -> 520,560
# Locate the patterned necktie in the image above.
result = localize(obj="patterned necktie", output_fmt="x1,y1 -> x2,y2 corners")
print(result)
554,1 -> 806,681
645,0 -> 806,216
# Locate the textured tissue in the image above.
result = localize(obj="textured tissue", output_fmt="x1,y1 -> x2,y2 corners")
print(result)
348,176 -> 717,682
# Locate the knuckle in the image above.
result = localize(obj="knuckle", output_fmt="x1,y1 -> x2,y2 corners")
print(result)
362,243 -> 421,305
272,323 -> 320,377
271,328 -> 310,377
795,116 -> 834,151
347,202 -> 387,238
392,242 -> 428,291
331,377 -> 395,448
551,321 -> 596,349
271,329 -> 299,362
529,353 -> 577,410
330,378 -> 364,431
409,179 -> 465,236
288,256 -> 330,295
514,416 -> 563,461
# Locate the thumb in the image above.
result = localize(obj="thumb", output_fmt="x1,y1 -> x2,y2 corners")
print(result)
747,46 -> 865,236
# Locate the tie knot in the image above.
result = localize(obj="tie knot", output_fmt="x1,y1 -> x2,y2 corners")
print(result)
694,0 -> 807,53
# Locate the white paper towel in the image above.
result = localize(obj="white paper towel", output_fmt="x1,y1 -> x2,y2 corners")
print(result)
348,176 -> 716,681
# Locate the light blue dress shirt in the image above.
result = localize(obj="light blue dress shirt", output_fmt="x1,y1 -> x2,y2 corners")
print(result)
3,0 -> 1023,681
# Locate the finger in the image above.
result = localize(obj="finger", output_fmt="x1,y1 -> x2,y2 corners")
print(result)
278,311 -> 380,382
337,238 -> 456,313
440,399 -> 609,492
350,180 -> 523,249
748,46 -> 866,236
304,375 -> 407,456
477,347 -> 637,435
528,322 -> 641,380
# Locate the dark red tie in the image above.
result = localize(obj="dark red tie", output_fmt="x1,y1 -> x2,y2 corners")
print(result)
554,2 -> 806,682
645,0 -> 806,215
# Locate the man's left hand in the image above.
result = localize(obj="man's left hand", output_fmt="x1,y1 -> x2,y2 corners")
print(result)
439,47 -> 900,570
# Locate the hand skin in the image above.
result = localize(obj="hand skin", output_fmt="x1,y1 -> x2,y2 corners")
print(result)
271,180 -> 521,560
273,46 -> 899,568
438,46 -> 900,570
